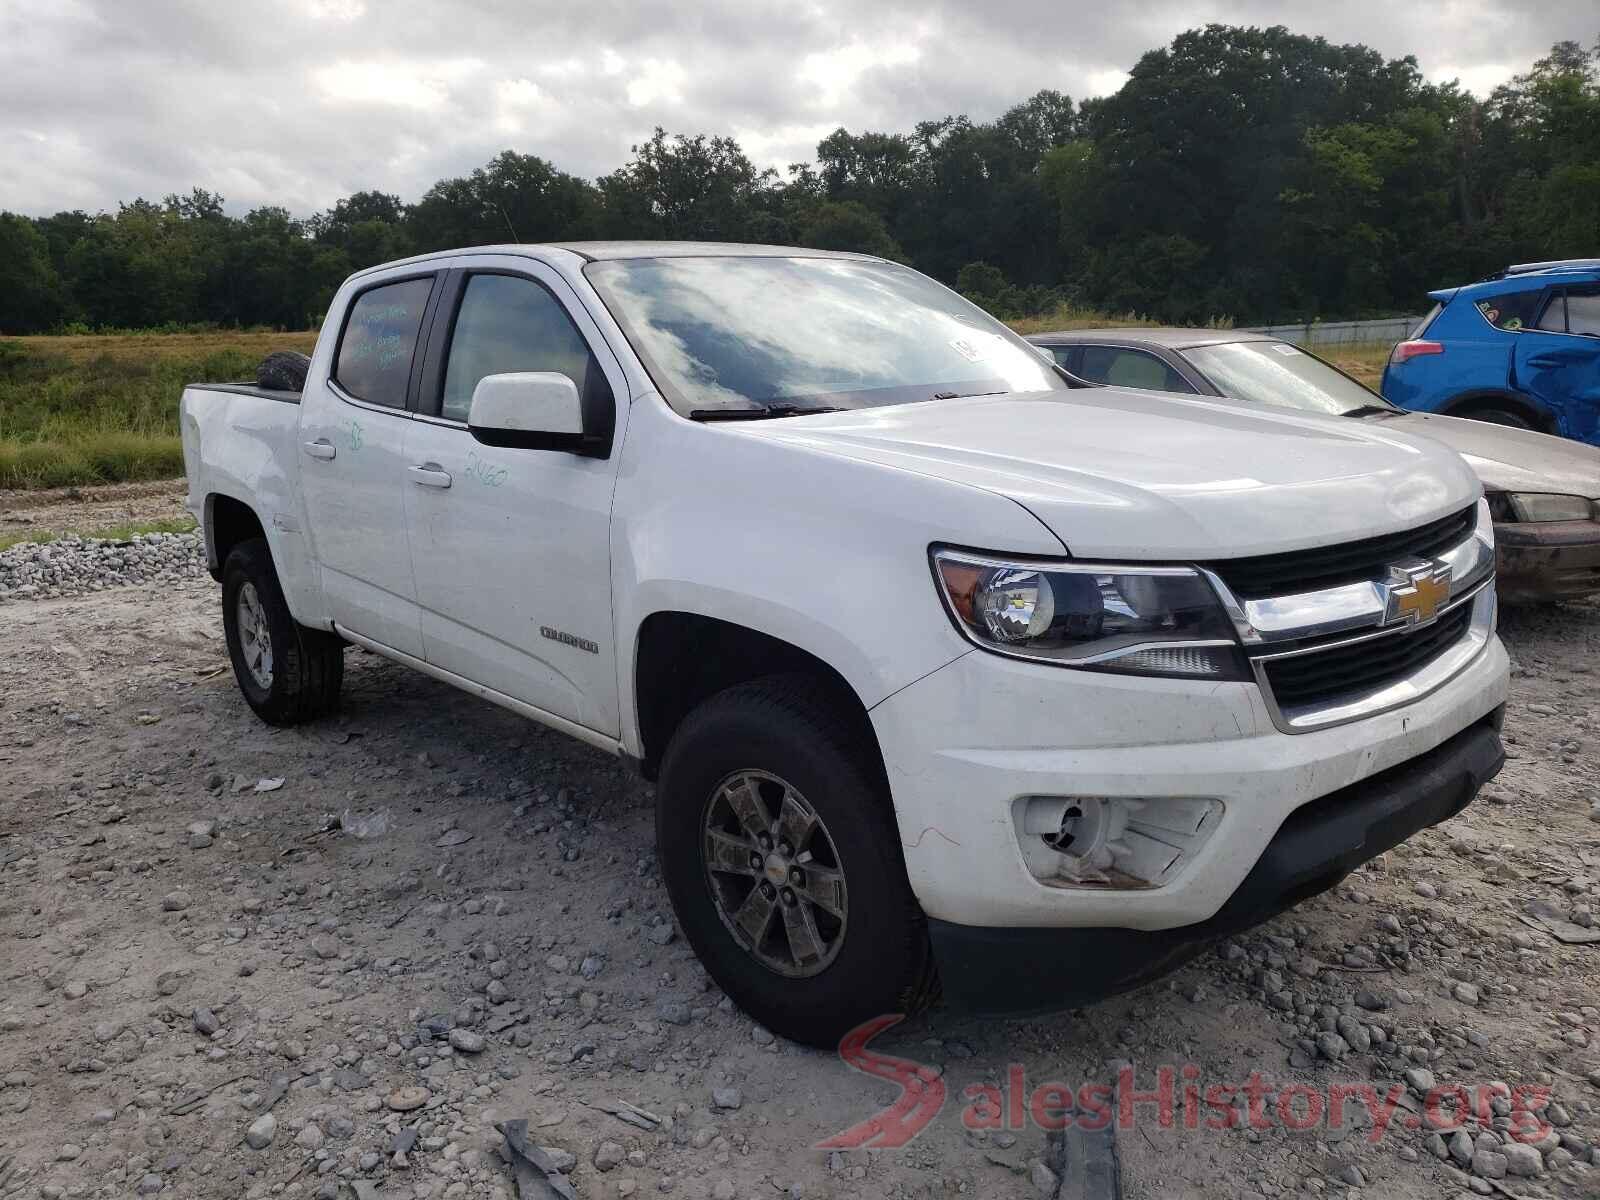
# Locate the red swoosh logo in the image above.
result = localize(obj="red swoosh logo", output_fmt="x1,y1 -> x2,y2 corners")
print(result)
817,1014 -> 947,1148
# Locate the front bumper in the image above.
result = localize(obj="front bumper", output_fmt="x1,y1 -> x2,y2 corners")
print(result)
871,627 -> 1507,931
1495,519 -> 1600,602
927,708 -> 1503,1014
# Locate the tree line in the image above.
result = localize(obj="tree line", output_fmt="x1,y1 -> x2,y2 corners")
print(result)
1,24 -> 1595,335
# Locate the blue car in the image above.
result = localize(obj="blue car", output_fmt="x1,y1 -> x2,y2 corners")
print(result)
1383,259 -> 1600,446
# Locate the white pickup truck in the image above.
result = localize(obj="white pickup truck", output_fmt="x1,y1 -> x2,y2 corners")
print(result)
181,243 -> 1509,1047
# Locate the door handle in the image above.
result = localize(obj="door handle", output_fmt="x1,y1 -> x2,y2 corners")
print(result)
303,439 -> 337,461
409,463 -> 452,489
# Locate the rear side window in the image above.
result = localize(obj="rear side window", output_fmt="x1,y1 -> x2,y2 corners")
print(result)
441,274 -> 599,423
334,277 -> 434,407
1473,289 -> 1543,332
1075,346 -> 1194,393
1563,287 -> 1600,337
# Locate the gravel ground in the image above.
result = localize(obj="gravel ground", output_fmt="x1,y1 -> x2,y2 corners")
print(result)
3,550 -> 1600,1200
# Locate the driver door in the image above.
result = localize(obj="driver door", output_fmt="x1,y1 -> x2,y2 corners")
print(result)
1517,285 -> 1600,444
401,259 -> 629,736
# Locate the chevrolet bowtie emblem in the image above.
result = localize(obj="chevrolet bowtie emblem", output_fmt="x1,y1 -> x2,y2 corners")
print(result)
1383,558 -> 1452,627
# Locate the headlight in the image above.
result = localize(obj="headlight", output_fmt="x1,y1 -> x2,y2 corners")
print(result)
1499,493 -> 1594,523
931,549 -> 1247,679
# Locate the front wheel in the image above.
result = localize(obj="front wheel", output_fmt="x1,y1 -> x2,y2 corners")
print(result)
222,538 -> 343,725
656,676 -> 936,1048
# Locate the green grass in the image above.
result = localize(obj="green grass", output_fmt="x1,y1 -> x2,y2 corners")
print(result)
0,515 -> 197,553
0,330 -> 316,489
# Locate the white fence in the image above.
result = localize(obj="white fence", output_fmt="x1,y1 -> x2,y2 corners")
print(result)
1237,316 -> 1426,347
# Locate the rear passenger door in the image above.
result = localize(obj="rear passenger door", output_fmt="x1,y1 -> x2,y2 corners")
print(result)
298,272 -> 439,657
403,258 -> 629,737
1515,285 -> 1600,444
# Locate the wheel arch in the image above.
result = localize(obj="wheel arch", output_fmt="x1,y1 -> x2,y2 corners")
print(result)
204,492 -> 267,580
1440,389 -> 1557,433
631,610 -> 887,787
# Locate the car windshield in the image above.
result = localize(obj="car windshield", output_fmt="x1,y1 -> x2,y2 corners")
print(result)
584,255 -> 1064,416
1184,340 -> 1392,417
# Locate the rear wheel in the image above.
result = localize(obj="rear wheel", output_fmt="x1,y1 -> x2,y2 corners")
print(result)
222,538 -> 343,725
656,676 -> 936,1048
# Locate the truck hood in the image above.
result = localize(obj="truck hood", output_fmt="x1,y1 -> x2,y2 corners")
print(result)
1384,411 -> 1600,499
732,389 -> 1482,559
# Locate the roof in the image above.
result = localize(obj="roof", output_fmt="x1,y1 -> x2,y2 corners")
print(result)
349,240 -> 879,279
1025,327 -> 1273,350
552,241 -> 877,262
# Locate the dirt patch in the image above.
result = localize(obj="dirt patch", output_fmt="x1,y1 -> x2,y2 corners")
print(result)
1,583 -> 1598,1199
0,478 -> 188,537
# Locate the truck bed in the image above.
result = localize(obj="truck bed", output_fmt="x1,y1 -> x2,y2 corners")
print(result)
188,381 -> 301,404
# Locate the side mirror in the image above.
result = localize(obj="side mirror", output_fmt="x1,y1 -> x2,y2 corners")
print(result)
467,372 -> 591,453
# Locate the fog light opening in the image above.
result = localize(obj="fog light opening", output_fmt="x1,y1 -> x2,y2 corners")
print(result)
1015,795 -> 1223,890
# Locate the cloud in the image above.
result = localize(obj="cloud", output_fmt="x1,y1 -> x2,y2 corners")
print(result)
0,0 -> 1584,216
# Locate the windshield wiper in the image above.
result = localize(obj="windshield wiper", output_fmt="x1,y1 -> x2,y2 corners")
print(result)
1341,404 -> 1402,419
689,403 -> 843,422
930,390 -> 1009,401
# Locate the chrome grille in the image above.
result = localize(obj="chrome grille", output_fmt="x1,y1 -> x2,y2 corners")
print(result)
1205,506 -> 1477,600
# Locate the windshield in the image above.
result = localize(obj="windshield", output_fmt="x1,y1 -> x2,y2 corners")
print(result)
584,255 -> 1064,416
1184,340 -> 1392,417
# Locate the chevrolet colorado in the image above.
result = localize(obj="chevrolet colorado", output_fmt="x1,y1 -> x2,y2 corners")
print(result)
180,243 -> 1508,1046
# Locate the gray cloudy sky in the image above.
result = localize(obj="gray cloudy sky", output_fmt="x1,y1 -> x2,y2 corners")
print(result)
0,0 -> 1587,217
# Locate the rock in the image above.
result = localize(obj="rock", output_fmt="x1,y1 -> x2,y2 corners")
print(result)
1316,1032 -> 1349,1061
57,1144 -> 81,1161
1453,982 -> 1480,1005
62,980 -> 87,999
192,1008 -> 220,1036
155,971 -> 187,996
161,891 -> 192,912
644,922 -> 676,946
1335,1164 -> 1364,1186
245,1113 -> 277,1150
1448,1129 -> 1474,1167
655,996 -> 692,1026
309,934 -> 341,960
136,1173 -> 163,1195
751,1025 -> 775,1047
540,1147 -> 577,1172
1403,1067 -> 1436,1096
1426,1132 -> 1449,1160
449,1029 -> 486,1054
1335,1014 -> 1370,1053
295,1123 -> 325,1150
1414,882 -> 1438,900
1030,1160 -> 1059,1195
712,1086 -> 743,1110
1472,1146 -> 1507,1179
1501,1141 -> 1542,1177
594,1140 -> 625,1172
386,1086 -> 430,1112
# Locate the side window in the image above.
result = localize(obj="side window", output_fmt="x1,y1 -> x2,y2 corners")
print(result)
1565,287 -> 1600,338
1473,289 -> 1543,332
441,274 -> 599,423
1048,346 -> 1075,369
1075,346 -> 1194,393
1535,292 -> 1568,332
334,277 -> 434,407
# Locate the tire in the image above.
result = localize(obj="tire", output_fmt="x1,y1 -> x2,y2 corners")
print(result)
1462,406 -> 1532,430
257,350 -> 310,392
656,675 -> 936,1048
221,537 -> 343,725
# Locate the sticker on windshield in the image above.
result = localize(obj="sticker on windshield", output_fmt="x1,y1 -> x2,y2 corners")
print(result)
1271,344 -> 1300,356
949,337 -> 985,362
